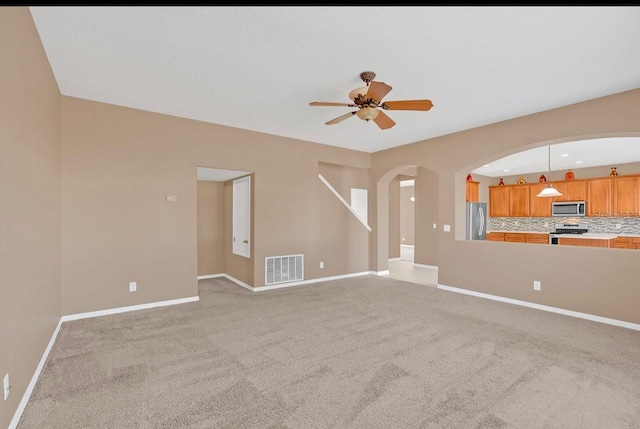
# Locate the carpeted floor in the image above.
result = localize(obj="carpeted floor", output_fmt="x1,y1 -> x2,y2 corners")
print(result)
17,276 -> 640,428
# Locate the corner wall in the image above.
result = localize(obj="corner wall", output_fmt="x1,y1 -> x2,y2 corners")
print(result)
371,88 -> 640,325
0,8 -> 62,428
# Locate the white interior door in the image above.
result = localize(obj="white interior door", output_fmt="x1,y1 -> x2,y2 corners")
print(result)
233,175 -> 251,258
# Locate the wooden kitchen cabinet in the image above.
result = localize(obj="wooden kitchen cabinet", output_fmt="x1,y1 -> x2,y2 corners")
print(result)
466,181 -> 479,202
612,176 -> 639,216
508,185 -> 530,217
504,232 -> 526,243
587,178 -> 612,216
552,180 -> 587,202
486,232 -> 505,242
558,237 -> 614,248
489,186 -> 509,217
525,233 -> 549,244
528,183 -> 552,217
613,236 -> 640,249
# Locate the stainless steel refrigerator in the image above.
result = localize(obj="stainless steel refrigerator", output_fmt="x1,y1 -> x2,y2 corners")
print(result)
466,202 -> 487,240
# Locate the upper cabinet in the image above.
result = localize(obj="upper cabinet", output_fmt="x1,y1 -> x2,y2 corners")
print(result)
508,185 -> 530,217
529,183 -> 552,217
466,181 -> 479,202
489,186 -> 509,217
612,176 -> 639,216
552,180 -> 586,202
587,178 -> 612,216
488,173 -> 640,218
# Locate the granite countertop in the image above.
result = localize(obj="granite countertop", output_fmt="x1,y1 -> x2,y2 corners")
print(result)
567,233 -> 617,240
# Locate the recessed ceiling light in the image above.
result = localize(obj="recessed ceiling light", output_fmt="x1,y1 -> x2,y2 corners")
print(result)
504,169 -> 509,172
576,160 -> 583,164
561,153 -> 569,157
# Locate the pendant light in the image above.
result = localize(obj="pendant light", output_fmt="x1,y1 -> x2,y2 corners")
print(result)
536,145 -> 563,197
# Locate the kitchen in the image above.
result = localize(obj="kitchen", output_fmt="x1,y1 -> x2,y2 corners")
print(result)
465,138 -> 640,249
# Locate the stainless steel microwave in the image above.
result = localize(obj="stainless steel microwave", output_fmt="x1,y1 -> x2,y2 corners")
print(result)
552,201 -> 586,217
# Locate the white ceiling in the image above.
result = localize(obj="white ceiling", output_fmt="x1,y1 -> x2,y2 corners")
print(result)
472,137 -> 640,178
29,6 -> 640,158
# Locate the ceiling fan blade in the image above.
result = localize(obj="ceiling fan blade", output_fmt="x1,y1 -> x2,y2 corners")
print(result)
366,81 -> 392,103
309,102 -> 356,107
373,110 -> 396,130
325,111 -> 357,125
382,100 -> 434,111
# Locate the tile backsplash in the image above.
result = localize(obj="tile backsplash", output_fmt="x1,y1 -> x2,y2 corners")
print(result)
488,217 -> 640,235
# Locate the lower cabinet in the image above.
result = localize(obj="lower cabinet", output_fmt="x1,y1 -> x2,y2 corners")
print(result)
613,237 -> 640,249
485,232 -> 549,244
558,237 -> 615,248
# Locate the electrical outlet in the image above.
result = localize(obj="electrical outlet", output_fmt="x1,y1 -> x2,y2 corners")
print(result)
166,195 -> 177,202
432,223 -> 437,229
616,224 -> 622,229
544,222 -> 548,227
533,280 -> 541,291
515,221 -> 519,226
319,261 -> 324,269
129,282 -> 137,292
3,373 -> 10,401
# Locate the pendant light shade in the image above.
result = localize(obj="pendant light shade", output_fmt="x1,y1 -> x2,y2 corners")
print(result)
537,184 -> 563,197
536,145 -> 563,198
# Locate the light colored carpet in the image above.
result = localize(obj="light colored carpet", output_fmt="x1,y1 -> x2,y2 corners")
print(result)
17,276 -> 640,428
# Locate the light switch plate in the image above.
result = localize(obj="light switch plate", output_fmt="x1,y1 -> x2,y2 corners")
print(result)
129,282 -> 137,292
166,195 -> 177,202
432,223 -> 437,229
443,224 -> 451,232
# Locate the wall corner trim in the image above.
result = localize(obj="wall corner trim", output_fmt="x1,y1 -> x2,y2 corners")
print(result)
437,284 -> 640,331
8,318 -> 63,429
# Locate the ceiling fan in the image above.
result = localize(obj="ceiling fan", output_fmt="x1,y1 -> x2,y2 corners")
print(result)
309,71 -> 434,130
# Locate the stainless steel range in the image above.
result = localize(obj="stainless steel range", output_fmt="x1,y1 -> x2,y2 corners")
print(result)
549,222 -> 589,245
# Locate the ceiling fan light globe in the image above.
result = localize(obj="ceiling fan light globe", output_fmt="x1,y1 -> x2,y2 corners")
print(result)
349,86 -> 369,101
356,107 -> 380,121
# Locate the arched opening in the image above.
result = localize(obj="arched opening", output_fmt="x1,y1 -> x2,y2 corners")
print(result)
375,165 -> 439,285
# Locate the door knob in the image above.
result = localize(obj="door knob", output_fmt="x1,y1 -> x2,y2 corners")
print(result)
243,240 -> 248,244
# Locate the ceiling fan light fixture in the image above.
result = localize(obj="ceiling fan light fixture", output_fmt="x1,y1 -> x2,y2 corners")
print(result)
356,107 -> 379,121
349,86 -> 369,101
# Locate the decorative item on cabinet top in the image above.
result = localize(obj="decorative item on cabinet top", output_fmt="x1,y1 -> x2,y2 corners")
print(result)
609,167 -> 618,176
466,173 -> 473,181
539,174 -> 547,182
498,178 -> 504,186
517,176 -> 526,184
565,170 -> 574,180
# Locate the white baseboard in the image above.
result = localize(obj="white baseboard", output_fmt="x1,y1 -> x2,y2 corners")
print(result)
9,318 -> 63,429
222,274 -> 254,291
388,257 -> 401,262
251,271 -> 374,292
437,284 -> 640,332
197,273 -> 225,280
400,244 -> 414,248
374,270 -> 390,276
414,263 -> 439,270
61,296 -> 200,322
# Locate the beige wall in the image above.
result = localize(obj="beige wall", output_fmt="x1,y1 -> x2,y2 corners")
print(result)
60,97 -> 371,313
197,181 -> 225,276
371,88 -> 640,324
388,178 -> 400,258
400,185 -> 415,246
0,8 -> 61,428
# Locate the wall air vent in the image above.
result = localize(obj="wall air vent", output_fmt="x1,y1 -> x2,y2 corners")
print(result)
265,254 -> 304,286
